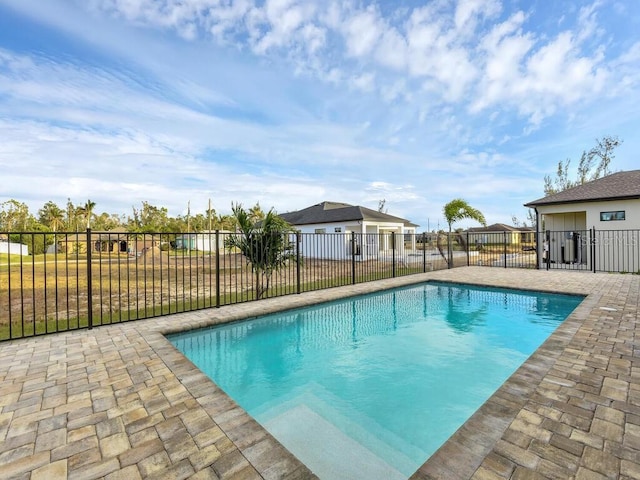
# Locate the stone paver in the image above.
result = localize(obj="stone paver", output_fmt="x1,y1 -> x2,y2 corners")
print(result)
0,267 -> 638,479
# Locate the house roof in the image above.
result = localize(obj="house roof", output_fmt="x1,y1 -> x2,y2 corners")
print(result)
525,170 -> 640,207
467,223 -> 534,233
278,201 -> 418,227
96,228 -> 129,241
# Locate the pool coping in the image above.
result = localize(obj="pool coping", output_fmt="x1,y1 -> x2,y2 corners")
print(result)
1,267 -> 638,479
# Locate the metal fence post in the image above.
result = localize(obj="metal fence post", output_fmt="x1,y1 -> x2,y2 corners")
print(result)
392,233 -> 396,277
351,232 -> 356,285
503,231 -> 507,268
86,228 -> 93,329
591,227 -> 596,273
422,232 -> 427,273
215,230 -> 220,307
296,231 -> 301,294
466,232 -> 470,267
546,231 -> 550,271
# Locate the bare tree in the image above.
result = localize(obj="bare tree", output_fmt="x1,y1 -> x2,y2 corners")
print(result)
0,200 -> 34,231
544,135 -> 622,195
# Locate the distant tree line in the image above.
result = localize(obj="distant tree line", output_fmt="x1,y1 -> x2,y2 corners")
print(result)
0,198 -> 272,255
1,200 -> 297,291
0,198 -> 271,234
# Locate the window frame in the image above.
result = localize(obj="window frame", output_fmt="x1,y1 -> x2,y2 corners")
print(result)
600,211 -> 626,222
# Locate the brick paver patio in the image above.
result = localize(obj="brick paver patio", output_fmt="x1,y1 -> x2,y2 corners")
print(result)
0,267 -> 638,479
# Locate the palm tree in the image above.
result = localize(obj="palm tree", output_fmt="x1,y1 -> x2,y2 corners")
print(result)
65,198 -> 77,231
248,202 -> 265,224
83,199 -> 96,229
225,203 -> 296,299
93,212 -> 122,231
38,201 -> 65,253
38,201 -> 65,232
442,198 -> 486,268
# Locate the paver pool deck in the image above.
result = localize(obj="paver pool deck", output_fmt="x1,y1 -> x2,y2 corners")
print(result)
0,267 -> 638,479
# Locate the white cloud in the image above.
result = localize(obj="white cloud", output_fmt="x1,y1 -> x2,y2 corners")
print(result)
68,0 -> 634,129
364,182 -> 420,204
342,5 -> 383,58
2,0 -> 640,228
380,79 -> 409,103
471,12 -> 532,112
608,41 -> 640,94
252,0 -> 316,54
299,23 -> 326,54
375,27 -> 407,70
471,7 -> 611,125
575,1 -> 604,43
405,6 -> 478,101
454,0 -> 501,36
0,116 -> 334,217
349,71 -> 375,92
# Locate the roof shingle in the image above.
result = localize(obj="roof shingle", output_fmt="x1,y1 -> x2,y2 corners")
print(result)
278,201 -> 418,227
467,223 -> 534,233
525,170 -> 640,207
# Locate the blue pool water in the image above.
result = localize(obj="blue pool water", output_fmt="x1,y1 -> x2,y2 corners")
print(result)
169,282 -> 583,479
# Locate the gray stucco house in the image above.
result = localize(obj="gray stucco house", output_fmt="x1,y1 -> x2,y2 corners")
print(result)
525,170 -> 640,271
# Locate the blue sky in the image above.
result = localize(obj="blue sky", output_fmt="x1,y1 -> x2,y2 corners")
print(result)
0,0 -> 639,230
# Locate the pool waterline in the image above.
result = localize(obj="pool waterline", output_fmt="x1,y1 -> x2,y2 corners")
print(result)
169,281 -> 584,479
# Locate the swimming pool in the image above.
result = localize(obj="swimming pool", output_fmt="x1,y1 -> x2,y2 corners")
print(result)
169,282 -> 583,479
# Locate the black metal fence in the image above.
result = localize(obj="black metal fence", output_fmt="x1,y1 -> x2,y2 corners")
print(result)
1,228 -> 637,341
543,228 -> 640,273
464,231 -> 538,269
0,230 -> 453,341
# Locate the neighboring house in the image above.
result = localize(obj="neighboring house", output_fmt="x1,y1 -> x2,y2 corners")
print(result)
466,223 -> 535,245
175,231 -> 231,252
0,240 -> 29,256
52,233 -> 91,254
525,169 -> 640,271
277,201 -> 418,260
54,230 -> 158,256
94,230 -> 129,254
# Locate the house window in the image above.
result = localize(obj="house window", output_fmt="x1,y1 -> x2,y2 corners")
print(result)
334,227 -> 342,233
600,211 -> 625,221
315,228 -> 326,234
